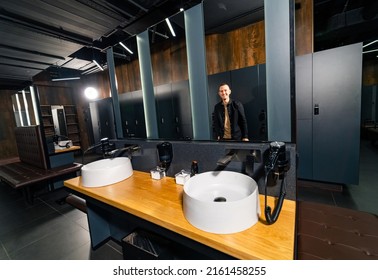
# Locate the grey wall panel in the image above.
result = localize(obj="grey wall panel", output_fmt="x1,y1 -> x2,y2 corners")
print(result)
137,30 -> 158,139
185,3 -> 210,140
265,0 -> 292,142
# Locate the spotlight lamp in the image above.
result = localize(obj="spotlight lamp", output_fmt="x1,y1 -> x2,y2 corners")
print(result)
119,42 -> 133,54
84,87 -> 99,100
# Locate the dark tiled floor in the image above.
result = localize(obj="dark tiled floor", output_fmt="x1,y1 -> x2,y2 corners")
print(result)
0,185 -> 123,260
0,140 -> 377,260
297,139 -> 378,215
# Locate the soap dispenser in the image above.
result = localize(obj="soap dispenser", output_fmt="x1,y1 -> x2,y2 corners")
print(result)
191,160 -> 198,176
157,142 -> 173,172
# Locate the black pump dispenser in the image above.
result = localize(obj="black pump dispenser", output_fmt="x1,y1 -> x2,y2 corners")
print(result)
191,160 -> 198,176
157,142 -> 173,172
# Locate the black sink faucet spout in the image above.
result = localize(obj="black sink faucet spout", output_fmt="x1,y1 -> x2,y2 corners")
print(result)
217,149 -> 237,167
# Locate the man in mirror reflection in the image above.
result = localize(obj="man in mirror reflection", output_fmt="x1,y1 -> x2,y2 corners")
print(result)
212,83 -> 249,141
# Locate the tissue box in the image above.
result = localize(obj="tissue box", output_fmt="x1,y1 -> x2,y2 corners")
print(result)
175,170 -> 191,185
150,167 -> 166,180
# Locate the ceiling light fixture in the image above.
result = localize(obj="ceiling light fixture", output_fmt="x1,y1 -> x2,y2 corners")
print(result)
93,59 -> 104,71
84,87 -> 99,100
363,40 -> 378,48
51,77 -> 81,82
119,42 -> 133,54
362,48 -> 378,54
165,18 -> 176,37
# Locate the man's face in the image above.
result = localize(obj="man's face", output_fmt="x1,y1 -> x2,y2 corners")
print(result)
218,85 -> 231,102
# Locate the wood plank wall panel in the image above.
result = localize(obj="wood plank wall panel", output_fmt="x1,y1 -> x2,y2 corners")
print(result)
295,0 -> 313,56
206,21 -> 266,75
97,71 -> 111,98
115,60 -> 141,93
118,21 -> 266,89
170,39 -> 189,82
151,40 -> 172,86
0,90 -> 18,159
240,21 -> 266,67
37,85 -> 74,105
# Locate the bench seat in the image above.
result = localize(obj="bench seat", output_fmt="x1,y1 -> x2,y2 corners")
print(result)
296,201 -> 378,259
0,161 -> 82,189
0,125 -> 82,203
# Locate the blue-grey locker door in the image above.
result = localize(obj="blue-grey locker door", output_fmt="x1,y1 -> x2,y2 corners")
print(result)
296,53 -> 313,180
312,43 -> 362,184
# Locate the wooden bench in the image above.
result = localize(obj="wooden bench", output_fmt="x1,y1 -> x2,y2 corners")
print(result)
295,201 -> 378,259
0,125 -> 82,203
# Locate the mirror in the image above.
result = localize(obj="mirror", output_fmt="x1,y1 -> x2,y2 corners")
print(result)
51,105 -> 67,137
149,11 -> 193,140
204,0 -> 267,141
11,86 -> 39,127
114,1 -> 266,141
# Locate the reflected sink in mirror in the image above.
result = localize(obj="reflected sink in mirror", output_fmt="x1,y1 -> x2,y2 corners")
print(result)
183,171 -> 260,234
81,157 -> 133,187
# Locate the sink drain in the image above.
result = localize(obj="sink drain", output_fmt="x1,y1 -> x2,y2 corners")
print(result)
214,197 -> 227,202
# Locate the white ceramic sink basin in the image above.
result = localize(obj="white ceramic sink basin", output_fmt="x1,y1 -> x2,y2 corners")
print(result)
183,171 -> 260,234
81,157 -> 133,187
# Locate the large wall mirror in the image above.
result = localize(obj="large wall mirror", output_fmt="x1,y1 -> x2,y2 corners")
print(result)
204,0 -> 266,141
114,0 -> 267,142
149,11 -> 193,140
11,86 -> 39,127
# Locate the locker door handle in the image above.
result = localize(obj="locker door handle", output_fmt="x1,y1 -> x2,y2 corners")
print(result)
314,104 -> 319,115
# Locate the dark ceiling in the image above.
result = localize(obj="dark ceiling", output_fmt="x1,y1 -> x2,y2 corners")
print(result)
314,0 -> 378,56
0,0 -> 377,91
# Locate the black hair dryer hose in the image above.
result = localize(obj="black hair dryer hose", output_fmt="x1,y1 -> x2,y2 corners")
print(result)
264,141 -> 289,225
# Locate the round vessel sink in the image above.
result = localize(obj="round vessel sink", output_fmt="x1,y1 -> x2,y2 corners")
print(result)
183,171 -> 260,234
81,157 -> 133,187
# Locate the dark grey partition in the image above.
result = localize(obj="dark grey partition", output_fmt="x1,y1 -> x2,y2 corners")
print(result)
296,43 -> 362,185
119,91 -> 146,139
172,80 -> 193,140
89,97 -> 116,143
361,85 -> 377,123
207,65 -> 267,141
231,65 -> 267,141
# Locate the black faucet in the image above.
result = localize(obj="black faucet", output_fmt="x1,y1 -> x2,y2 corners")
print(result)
216,149 -> 237,170
104,144 -> 141,159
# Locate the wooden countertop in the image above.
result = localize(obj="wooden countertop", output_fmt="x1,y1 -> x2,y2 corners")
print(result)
64,170 -> 296,260
54,145 -> 81,153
